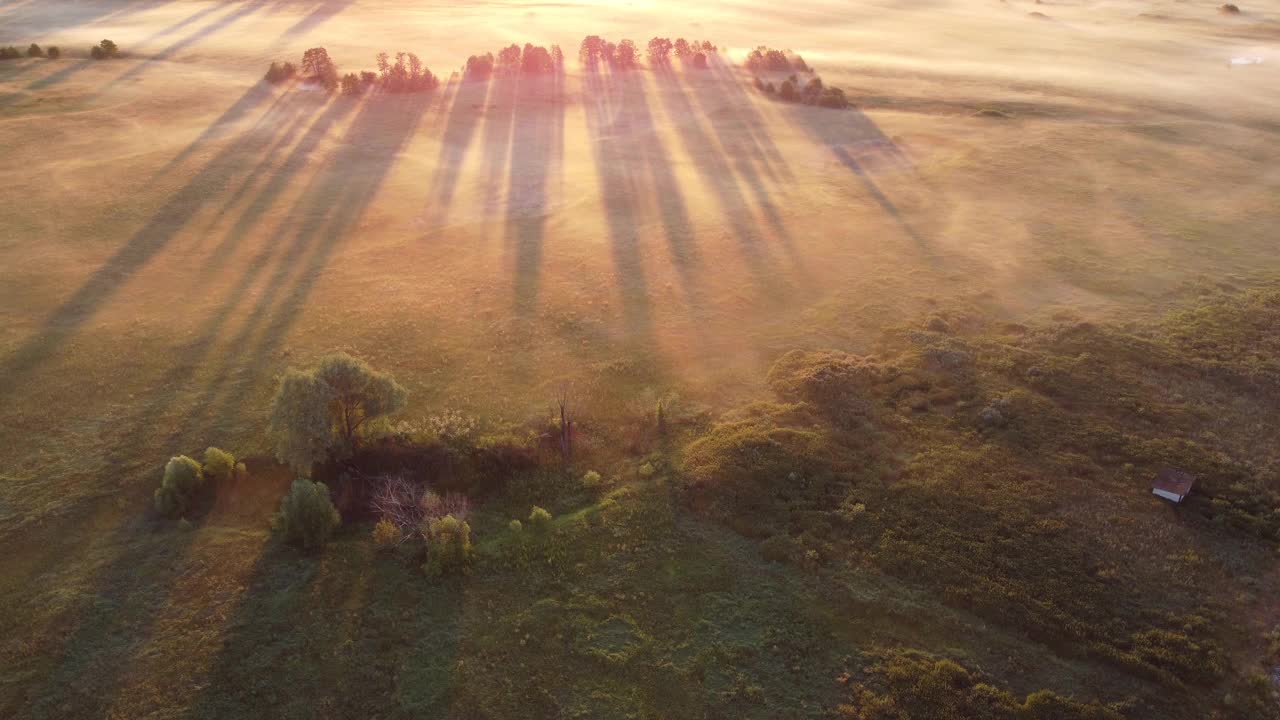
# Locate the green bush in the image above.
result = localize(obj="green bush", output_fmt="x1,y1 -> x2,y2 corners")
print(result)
201,447 -> 236,485
154,455 -> 204,518
508,519 -> 523,533
528,505 -> 553,531
424,515 -> 472,576
372,517 -> 401,549
272,478 -> 341,549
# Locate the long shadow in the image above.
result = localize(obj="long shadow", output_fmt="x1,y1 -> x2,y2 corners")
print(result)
97,1 -> 268,93
426,74 -> 490,223
0,0 -> 174,38
479,73 -> 517,229
685,62 -> 807,276
275,0 -> 355,38
21,0 -> 238,95
179,90 -> 431,443
582,67 -> 655,342
777,97 -> 933,256
651,65 -> 788,298
705,54 -> 792,182
507,68 -> 565,314
0,82 -> 288,402
152,80 -> 279,181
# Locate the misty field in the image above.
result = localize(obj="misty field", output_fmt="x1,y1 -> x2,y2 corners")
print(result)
1,0 -> 1279,718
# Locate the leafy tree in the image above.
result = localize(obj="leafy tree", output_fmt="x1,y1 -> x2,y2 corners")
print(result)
26,44 -> 43,58
301,47 -> 337,89
99,39 -> 119,57
272,478 -> 341,549
46,46 -> 60,59
154,455 -> 204,518
779,78 -> 797,101
673,38 -> 692,58
0,47 -> 19,60
423,514 -> 472,576
340,72 -> 361,95
465,52 -> 494,80
647,37 -> 673,65
579,35 -> 606,65
615,39 -> 638,68
521,44 -> 554,74
692,51 -> 708,70
497,44 -> 521,72
269,353 -> 408,473
550,44 -> 564,67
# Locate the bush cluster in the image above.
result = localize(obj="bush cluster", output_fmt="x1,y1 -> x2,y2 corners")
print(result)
264,61 -> 296,84
153,446 -> 245,518
1,43 -> 57,60
89,39 -> 119,60
744,46 -> 807,73
754,68 -> 850,108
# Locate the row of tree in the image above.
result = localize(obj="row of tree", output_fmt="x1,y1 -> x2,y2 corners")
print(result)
756,74 -> 850,109
744,46 -> 809,73
579,36 -> 717,69
265,48 -> 441,94
0,43 -> 62,60
464,42 -> 565,81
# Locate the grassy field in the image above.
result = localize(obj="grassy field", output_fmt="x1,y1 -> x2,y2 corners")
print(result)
2,0 -> 1280,717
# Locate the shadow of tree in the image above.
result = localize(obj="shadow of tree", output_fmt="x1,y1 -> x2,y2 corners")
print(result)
507,69 -> 565,315
0,81 -> 288,402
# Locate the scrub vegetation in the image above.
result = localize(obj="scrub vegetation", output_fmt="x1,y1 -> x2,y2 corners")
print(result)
2,0 -> 1280,717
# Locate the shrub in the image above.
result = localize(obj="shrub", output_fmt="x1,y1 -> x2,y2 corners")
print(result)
691,52 -> 708,69
301,47 -> 337,89
272,478 -> 341,549
372,517 -> 401,549
265,61 -> 296,84
202,447 -> 236,485
360,70 -> 376,86
90,45 -> 105,60
27,44 -> 43,58
778,79 -> 797,101
528,505 -> 553,531
1220,3 -> 1240,13
509,519 -> 523,533
155,455 -> 204,518
423,515 -> 472,576
340,72 -> 361,95
269,352 -> 408,473
465,52 -> 494,80
46,46 -> 60,59
582,469 -> 604,492
0,47 -> 20,60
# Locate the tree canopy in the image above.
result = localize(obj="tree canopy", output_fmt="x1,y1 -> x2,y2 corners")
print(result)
269,352 -> 408,472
